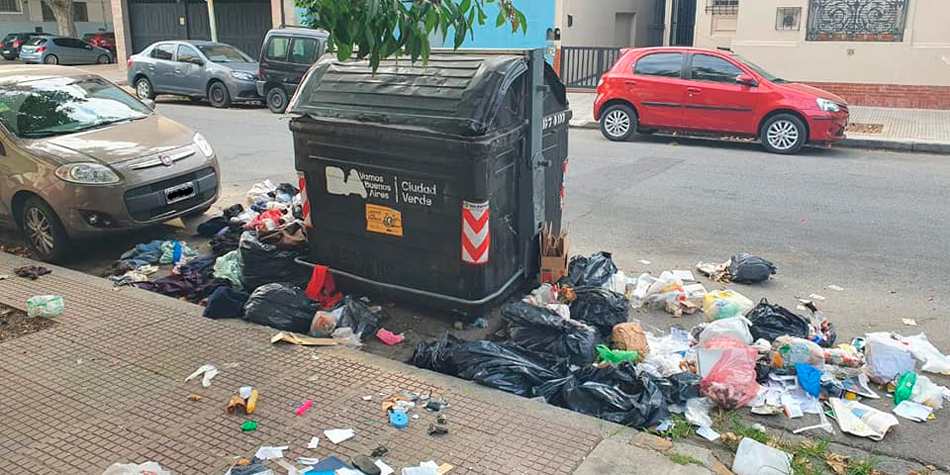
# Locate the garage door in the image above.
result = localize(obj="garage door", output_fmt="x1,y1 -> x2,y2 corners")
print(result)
128,0 -> 269,58
215,0 -> 271,59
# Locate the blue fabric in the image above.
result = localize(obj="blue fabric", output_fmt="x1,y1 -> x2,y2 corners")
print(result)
172,241 -> 183,263
119,240 -> 165,264
796,363 -> 822,398
203,287 -> 249,319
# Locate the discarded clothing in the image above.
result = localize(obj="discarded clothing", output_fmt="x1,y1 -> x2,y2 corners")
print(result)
222,203 -> 244,220
304,264 -> 343,308
120,239 -> 165,264
246,179 -> 277,205
213,250 -> 244,290
203,287 -> 249,319
728,253 -> 776,284
159,240 -> 198,265
197,216 -> 229,237
14,265 -> 51,280
259,221 -> 307,250
210,224 -> 244,256
243,283 -> 320,333
245,208 -> 288,232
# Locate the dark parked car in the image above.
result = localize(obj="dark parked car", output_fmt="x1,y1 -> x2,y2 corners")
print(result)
0,32 -> 53,60
83,31 -> 116,58
257,27 -> 328,113
127,40 -> 260,108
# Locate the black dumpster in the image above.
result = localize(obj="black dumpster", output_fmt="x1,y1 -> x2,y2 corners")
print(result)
289,50 -> 571,315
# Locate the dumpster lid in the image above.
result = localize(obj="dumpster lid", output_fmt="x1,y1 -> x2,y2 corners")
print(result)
288,53 -> 542,136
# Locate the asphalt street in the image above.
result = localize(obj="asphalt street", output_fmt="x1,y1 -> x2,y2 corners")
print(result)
3,100 -> 950,469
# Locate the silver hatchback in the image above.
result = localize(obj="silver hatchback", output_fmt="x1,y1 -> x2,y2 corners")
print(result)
19,36 -> 113,65
127,40 -> 261,108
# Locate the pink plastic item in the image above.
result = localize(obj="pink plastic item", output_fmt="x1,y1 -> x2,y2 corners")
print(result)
376,328 -> 405,346
699,337 -> 760,409
295,398 -> 314,416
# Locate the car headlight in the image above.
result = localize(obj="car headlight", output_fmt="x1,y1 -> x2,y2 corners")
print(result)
816,98 -> 840,112
230,71 -> 255,82
54,163 -> 120,184
193,133 -> 214,157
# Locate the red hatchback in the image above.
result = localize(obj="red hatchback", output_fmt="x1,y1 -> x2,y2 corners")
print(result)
594,47 -> 849,154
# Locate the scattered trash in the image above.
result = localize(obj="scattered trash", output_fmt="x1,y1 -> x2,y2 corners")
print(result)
299,457 -> 320,465
903,318 -> 918,326
595,344 -> 638,365
375,460 -> 395,475
770,336 -> 825,374
101,462 -> 172,475
808,293 -> 826,301
685,397 -> 715,427
796,364 -> 822,397
376,328 -> 405,346
696,425 -> 720,441
352,455 -> 382,475
188,394 -> 203,401
270,331 -> 343,347
827,285 -> 844,291
25,295 -> 64,318
702,290 -> 753,321
638,259 -> 652,265
324,428 -> 355,444
895,371 -> 917,404
389,411 -> 409,428
894,400 -> 934,422
569,286 -> 631,335
185,364 -> 219,387
698,337 -> 760,409
307,436 -> 320,449
371,446 -> 389,458
240,420 -> 258,432
244,283 -> 320,333
246,389 -> 259,414
254,445 -> 288,460
731,437 -> 792,475
612,322 -> 649,356
561,251 -> 618,288
362,395 -> 373,401
401,461 -> 442,475
427,413 -> 449,435
539,223 -> 569,284
829,397 -> 899,440
295,398 -> 314,416
670,270 -> 695,282
865,333 -> 916,383
901,333 -> 950,374
501,300 -> 599,365
14,265 -> 51,280
728,253 -> 777,284
746,299 -> 810,342
227,395 -> 247,414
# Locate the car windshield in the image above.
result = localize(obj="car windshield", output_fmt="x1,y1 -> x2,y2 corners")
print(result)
197,44 -> 251,63
0,76 -> 151,139
83,34 -> 95,41
26,37 -> 45,46
734,55 -> 785,83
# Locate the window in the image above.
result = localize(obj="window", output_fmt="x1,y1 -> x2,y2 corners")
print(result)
265,36 -> 289,61
634,53 -> 683,78
706,0 -> 738,15
0,0 -> 21,14
177,45 -> 199,63
289,38 -> 317,64
690,54 -> 744,83
41,2 -> 88,22
197,44 -> 251,63
150,44 -> 174,61
776,7 -> 801,30
26,37 -> 46,46
807,0 -> 908,42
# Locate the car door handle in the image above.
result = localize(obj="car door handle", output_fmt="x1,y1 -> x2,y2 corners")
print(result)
687,87 -> 702,93
625,80 -> 637,86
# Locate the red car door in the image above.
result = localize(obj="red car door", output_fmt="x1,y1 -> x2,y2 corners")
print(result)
681,53 -> 759,133
627,52 -> 687,128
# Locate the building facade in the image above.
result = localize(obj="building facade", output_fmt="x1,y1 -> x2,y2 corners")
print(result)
692,0 -> 950,109
0,0 -> 113,37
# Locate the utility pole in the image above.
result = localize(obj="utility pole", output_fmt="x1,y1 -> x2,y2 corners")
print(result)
207,0 -> 218,42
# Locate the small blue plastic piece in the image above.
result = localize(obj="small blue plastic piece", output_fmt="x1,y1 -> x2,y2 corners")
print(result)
389,411 -> 409,429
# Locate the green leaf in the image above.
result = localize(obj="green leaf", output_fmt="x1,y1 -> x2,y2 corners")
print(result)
516,9 -> 527,34
460,0 -> 471,13
425,6 -> 438,34
495,9 -> 506,27
367,0 -> 379,17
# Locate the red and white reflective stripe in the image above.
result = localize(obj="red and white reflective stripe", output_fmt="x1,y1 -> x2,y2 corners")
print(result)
297,172 -> 312,228
461,200 -> 489,265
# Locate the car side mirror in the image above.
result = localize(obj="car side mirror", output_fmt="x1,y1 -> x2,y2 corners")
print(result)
736,74 -> 758,87
188,57 -> 204,66
85,45 -> 92,50
142,98 -> 156,110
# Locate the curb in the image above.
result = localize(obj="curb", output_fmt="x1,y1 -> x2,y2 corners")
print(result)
568,120 -> 950,154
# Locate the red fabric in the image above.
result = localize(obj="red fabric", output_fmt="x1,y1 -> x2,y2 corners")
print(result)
305,265 -> 343,308
245,209 -> 285,232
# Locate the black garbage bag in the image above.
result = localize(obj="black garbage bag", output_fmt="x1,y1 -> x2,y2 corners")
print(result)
243,283 -> 319,333
561,251 -> 618,288
650,372 -> 700,405
410,332 -> 463,375
239,231 -> 308,289
569,287 -> 630,335
747,298 -> 810,342
337,296 -> 382,340
501,301 -> 600,365
452,341 -> 569,398
538,363 -> 668,428
728,253 -> 776,284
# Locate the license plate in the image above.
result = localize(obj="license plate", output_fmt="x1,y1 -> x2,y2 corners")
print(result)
164,182 -> 196,204
2,50 -> 9,54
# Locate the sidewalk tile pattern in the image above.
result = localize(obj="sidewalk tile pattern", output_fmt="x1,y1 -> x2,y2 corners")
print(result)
0,258 -> 601,474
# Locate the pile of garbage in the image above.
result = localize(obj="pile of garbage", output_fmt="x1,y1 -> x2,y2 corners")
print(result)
412,251 -> 950,446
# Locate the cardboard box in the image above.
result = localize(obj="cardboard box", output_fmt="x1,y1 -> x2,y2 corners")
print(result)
540,235 -> 569,284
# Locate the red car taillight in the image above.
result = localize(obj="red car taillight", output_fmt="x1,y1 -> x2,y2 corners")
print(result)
12,40 -> 22,47
127,58 -> 133,68
35,46 -> 46,53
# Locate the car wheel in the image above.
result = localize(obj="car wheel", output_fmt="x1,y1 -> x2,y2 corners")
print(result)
208,82 -> 232,109
266,87 -> 288,114
600,104 -> 637,141
96,54 -> 110,64
135,77 -> 155,100
43,54 -> 58,65
21,197 -> 70,263
761,114 -> 807,154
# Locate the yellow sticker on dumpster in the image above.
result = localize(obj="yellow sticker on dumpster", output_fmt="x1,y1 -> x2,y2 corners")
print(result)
366,204 -> 403,237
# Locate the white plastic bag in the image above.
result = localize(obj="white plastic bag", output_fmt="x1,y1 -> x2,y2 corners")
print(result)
865,333 -> 916,384
901,333 -> 950,375
102,462 -> 172,475
697,316 -> 753,345
643,271 -> 686,309
732,438 -> 792,475
910,374 -> 950,410
604,270 -> 627,294
685,397 -> 715,428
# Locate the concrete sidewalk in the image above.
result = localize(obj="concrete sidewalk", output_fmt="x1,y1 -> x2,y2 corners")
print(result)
0,252 -> 727,474
568,91 -> 950,154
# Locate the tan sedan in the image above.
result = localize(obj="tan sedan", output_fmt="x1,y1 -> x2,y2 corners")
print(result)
0,65 -> 220,261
